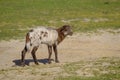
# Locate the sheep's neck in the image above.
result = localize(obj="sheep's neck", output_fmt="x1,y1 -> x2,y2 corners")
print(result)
56,30 -> 66,44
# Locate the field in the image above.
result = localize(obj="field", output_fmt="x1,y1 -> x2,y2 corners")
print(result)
0,0 -> 120,80
0,0 -> 120,40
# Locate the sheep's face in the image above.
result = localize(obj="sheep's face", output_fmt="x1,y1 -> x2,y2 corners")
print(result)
61,25 -> 73,36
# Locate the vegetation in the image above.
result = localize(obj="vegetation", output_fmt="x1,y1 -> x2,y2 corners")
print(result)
0,0 -> 120,40
0,57 -> 120,80
56,57 -> 120,80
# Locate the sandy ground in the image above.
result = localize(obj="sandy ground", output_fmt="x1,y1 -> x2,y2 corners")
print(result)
0,32 -> 120,69
0,32 -> 120,80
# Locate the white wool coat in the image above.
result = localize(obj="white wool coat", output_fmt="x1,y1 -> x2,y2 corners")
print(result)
28,27 -> 58,46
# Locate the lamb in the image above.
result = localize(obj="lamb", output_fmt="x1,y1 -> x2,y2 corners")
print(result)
21,25 -> 73,66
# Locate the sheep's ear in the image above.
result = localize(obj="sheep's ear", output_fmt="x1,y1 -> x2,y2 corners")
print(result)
62,25 -> 68,28
62,25 -> 69,30
60,26 -> 66,32
61,26 -> 65,31
57,25 -> 69,32
58,25 -> 64,32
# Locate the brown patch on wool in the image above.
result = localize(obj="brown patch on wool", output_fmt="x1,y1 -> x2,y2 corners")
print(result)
29,29 -> 34,32
43,32 -> 48,37
26,33 -> 30,43
41,31 -> 44,35
39,36 -> 42,40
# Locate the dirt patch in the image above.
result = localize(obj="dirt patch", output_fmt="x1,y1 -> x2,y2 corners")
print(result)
0,32 -> 120,68
0,32 -> 120,80
61,18 -> 110,23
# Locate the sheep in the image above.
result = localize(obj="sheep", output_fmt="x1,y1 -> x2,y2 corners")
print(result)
21,25 -> 73,66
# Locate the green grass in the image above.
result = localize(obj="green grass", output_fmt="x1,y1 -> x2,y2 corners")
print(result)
0,0 -> 120,40
56,74 -> 120,80
55,57 -> 120,80
56,73 -> 120,80
0,57 -> 119,80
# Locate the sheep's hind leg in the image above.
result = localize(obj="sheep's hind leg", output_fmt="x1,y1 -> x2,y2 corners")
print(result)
31,46 -> 39,65
21,46 -> 27,66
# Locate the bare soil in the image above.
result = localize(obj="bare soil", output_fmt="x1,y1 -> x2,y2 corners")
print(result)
0,32 -> 120,80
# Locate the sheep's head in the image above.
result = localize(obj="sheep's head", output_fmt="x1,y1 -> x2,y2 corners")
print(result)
61,25 -> 73,36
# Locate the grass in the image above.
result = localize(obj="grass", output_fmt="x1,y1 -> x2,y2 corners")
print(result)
0,57 -> 120,80
0,0 -> 120,40
56,74 -> 120,80
55,57 -> 120,80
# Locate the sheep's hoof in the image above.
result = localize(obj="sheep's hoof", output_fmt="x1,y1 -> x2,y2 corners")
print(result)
21,62 -> 25,67
35,62 -> 39,65
55,60 -> 60,63
48,61 -> 52,64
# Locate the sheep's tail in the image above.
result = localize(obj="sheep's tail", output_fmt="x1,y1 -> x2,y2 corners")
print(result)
25,42 -> 31,52
21,33 -> 32,64
23,33 -> 31,53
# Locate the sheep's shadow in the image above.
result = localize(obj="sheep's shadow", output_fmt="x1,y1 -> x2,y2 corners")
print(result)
13,58 -> 54,66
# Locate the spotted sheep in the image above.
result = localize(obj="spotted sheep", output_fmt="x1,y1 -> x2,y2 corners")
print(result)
21,25 -> 73,66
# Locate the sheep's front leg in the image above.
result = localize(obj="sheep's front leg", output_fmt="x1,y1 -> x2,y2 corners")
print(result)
48,45 -> 52,64
31,46 -> 39,65
53,44 -> 59,63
